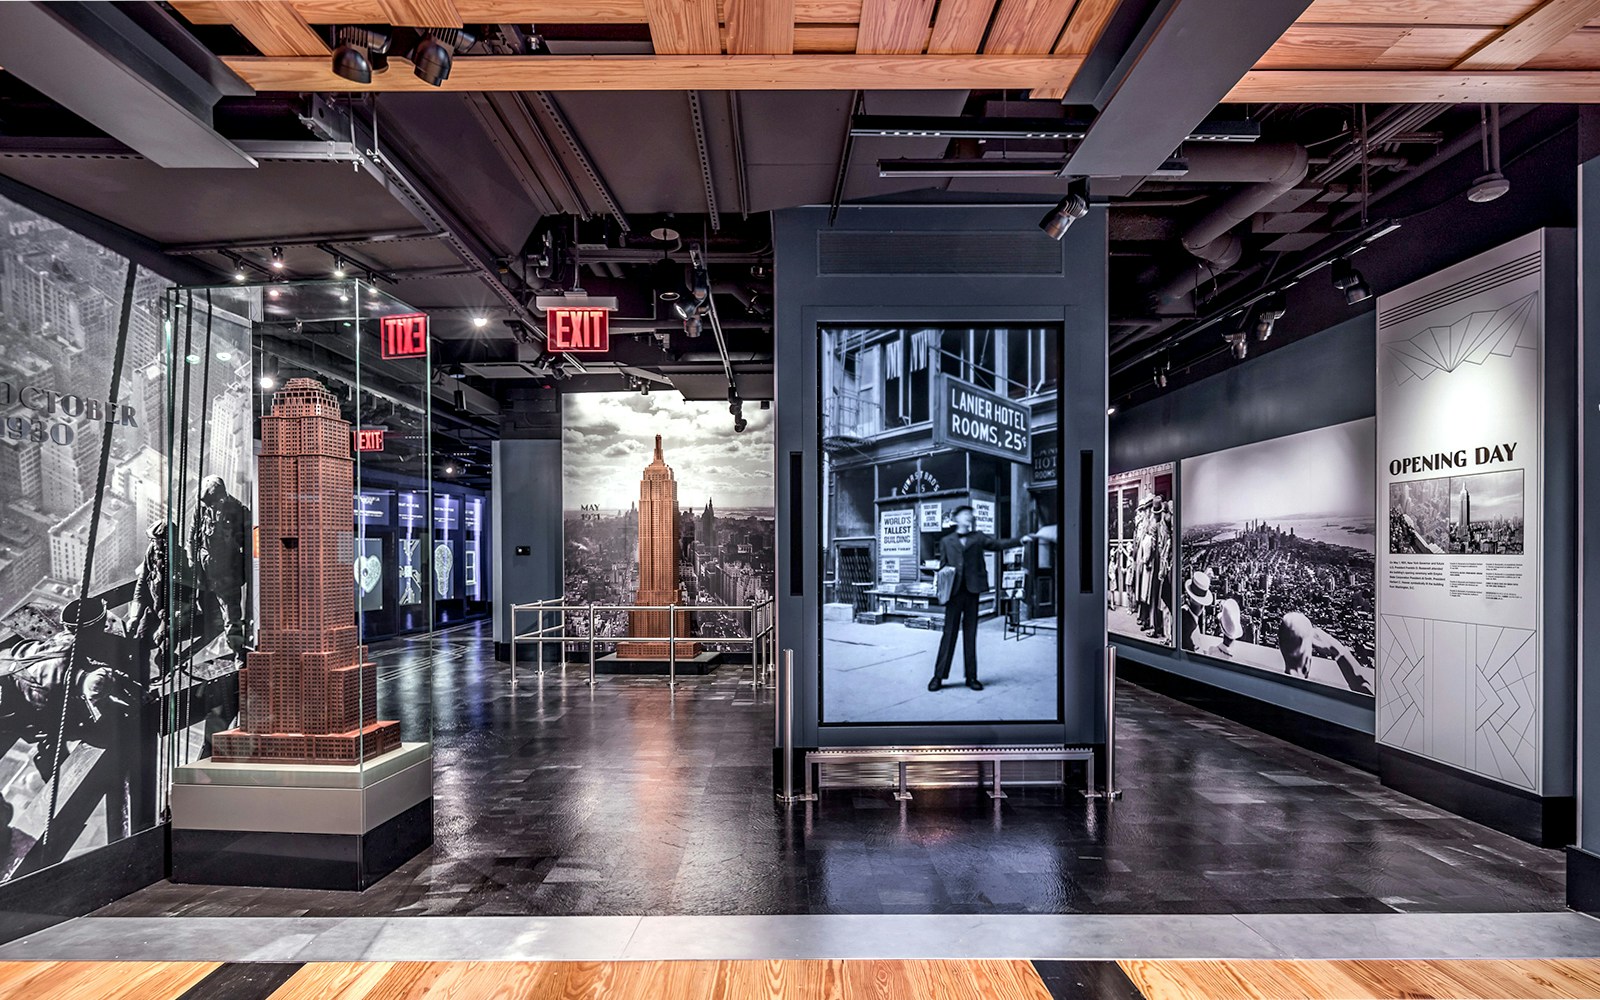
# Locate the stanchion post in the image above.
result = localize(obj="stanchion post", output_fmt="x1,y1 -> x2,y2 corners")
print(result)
510,604 -> 518,689
588,603 -> 597,688
1085,645 -> 1122,800
775,648 -> 816,804
668,605 -> 677,691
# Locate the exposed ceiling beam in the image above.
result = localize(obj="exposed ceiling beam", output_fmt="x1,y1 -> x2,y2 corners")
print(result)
1454,0 -> 1600,70
222,53 -> 1083,91
726,0 -> 796,53
642,0 -> 721,54
374,0 -> 464,27
1064,0 -> 1314,177
0,1 -> 256,169
173,0 -> 856,25
1228,68 -> 1600,102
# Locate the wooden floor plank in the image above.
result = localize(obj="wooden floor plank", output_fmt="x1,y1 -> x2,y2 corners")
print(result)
1122,960 -> 1600,1000
0,961 -> 220,1000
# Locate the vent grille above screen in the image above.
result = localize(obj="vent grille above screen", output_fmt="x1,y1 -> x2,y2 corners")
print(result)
817,231 -> 1064,276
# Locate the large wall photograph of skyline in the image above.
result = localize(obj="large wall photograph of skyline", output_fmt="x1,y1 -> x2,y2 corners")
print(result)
562,390 -> 775,648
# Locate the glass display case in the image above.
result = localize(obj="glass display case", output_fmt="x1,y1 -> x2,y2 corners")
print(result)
159,278 -> 434,888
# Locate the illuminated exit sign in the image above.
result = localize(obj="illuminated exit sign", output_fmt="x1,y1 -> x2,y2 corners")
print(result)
546,306 -> 610,353
354,428 -> 386,452
380,313 -> 429,360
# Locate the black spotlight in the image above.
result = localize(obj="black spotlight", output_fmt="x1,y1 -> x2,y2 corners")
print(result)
331,26 -> 390,84
1331,257 -> 1373,305
1254,292 -> 1287,341
1227,330 -> 1249,361
410,28 -> 474,87
1039,179 -> 1089,241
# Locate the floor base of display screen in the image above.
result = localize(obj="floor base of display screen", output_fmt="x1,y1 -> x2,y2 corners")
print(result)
1379,746 -> 1574,849
170,798 -> 432,891
594,651 -> 722,675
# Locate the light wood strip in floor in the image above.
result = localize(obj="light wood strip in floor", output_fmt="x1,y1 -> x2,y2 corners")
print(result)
0,961 -> 219,1000
1121,959 -> 1600,1000
265,959 -> 1056,999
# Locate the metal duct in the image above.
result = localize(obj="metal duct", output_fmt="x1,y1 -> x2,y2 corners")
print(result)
1147,141 -> 1308,309
1180,141 -> 1309,259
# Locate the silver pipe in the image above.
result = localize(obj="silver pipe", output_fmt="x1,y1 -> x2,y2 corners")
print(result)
780,649 -> 795,802
669,605 -> 677,691
588,603 -> 597,688
1086,645 -> 1123,800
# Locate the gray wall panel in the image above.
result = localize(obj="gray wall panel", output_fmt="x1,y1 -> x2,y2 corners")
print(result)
1109,312 -> 1378,732
491,438 -> 563,646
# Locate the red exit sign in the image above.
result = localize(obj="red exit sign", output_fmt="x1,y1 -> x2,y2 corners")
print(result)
354,428 -> 385,452
380,313 -> 429,360
547,307 -> 609,353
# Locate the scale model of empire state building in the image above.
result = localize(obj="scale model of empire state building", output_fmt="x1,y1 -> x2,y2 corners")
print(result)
212,378 -> 401,765
617,435 -> 701,660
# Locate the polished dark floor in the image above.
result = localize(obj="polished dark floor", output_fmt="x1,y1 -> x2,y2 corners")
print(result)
100,621 -> 1564,917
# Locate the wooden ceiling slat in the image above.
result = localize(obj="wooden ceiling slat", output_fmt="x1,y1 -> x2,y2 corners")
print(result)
223,52 -> 1082,90
855,0 -> 936,53
1374,27 -> 1498,67
1256,26 -> 1407,68
927,0 -> 997,55
1525,26 -> 1600,66
725,0 -> 795,53
984,0 -> 1075,54
220,0 -> 330,55
1296,0 -> 1541,27
1454,0 -> 1600,69
376,0 -> 463,25
794,0 -> 861,21
791,24 -> 858,52
1029,0 -> 1118,99
1229,67 -> 1600,102
643,0 -> 721,53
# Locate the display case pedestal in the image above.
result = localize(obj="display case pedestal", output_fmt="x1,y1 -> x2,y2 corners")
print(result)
170,742 -> 432,891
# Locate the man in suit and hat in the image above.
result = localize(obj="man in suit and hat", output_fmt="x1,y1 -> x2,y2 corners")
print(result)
1181,570 -> 1213,652
1214,596 -> 1243,658
1278,611 -> 1372,695
928,506 -> 1032,692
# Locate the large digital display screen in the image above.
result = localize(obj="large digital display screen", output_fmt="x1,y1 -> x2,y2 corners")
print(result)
818,325 -> 1061,725
1179,418 -> 1377,695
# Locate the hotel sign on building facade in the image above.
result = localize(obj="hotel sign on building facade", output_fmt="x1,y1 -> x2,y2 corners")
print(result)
931,372 -> 1031,464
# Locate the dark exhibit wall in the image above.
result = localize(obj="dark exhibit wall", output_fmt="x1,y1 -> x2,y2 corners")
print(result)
0,190 -> 171,933
1109,314 -> 1379,735
775,205 -> 1108,750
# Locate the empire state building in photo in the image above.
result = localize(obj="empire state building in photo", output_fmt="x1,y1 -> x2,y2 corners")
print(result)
618,435 -> 701,660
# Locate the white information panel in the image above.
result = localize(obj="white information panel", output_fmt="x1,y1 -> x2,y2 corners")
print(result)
1376,230 -> 1545,792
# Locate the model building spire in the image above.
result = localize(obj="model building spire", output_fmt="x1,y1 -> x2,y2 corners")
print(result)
211,378 -> 401,764
618,435 -> 700,660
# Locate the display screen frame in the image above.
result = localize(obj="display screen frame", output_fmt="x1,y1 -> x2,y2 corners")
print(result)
815,322 -> 1066,729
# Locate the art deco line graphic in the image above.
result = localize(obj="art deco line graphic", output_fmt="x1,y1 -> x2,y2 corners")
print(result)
1378,613 -> 1537,790
617,435 -> 701,660
212,379 -> 401,764
1385,291 -> 1538,384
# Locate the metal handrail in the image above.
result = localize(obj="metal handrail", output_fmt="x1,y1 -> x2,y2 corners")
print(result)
509,597 -> 776,691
